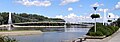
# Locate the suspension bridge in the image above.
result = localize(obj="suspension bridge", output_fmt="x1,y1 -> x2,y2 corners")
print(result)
0,13 -> 93,30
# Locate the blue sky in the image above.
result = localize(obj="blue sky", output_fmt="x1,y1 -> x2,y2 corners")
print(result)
0,0 -> 120,22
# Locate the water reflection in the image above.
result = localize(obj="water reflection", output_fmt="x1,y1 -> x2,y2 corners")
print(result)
10,28 -> 90,42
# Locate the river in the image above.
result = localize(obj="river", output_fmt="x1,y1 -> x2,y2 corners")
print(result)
10,28 -> 90,42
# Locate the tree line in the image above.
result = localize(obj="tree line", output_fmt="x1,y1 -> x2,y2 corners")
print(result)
0,12 -> 65,25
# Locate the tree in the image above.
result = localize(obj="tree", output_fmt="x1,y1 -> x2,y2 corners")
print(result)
0,16 -> 3,25
91,14 -> 100,32
108,20 -> 112,22
115,18 -> 120,27
0,12 -> 65,24
91,14 -> 100,19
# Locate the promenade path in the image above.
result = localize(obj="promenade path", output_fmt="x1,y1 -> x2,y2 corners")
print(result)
108,29 -> 120,42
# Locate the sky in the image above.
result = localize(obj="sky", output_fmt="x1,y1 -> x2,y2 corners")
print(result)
0,0 -> 120,23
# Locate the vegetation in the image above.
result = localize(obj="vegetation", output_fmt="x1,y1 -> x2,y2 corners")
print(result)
86,23 -> 119,37
90,14 -> 100,19
113,18 -> 120,27
108,20 -> 112,22
0,36 -> 17,42
0,12 -> 65,25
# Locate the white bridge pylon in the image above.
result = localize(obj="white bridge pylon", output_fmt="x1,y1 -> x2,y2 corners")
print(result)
8,12 -> 12,30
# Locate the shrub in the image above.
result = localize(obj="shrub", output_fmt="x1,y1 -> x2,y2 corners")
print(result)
97,27 -> 108,35
107,26 -> 115,32
95,31 -> 103,36
0,36 -> 18,42
88,32 -> 96,36
86,23 -> 119,37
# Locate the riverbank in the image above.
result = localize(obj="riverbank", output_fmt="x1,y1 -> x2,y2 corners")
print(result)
0,30 -> 42,36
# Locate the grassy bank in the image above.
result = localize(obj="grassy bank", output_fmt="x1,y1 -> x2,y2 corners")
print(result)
86,23 -> 119,37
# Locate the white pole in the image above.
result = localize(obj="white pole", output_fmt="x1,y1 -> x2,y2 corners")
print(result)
8,12 -> 12,30
95,18 -> 96,32
64,21 -> 67,32
95,11 -> 97,32
103,9 -> 108,25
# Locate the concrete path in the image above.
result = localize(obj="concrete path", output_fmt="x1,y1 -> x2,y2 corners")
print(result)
108,29 -> 120,42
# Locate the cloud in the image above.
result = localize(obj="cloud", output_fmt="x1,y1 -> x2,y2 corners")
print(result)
60,0 -> 79,5
98,8 -> 104,12
55,13 -> 104,23
65,13 -> 78,18
108,13 -> 119,19
98,8 -> 109,12
68,7 -> 73,11
91,2 -> 104,7
115,2 -> 120,9
16,0 -> 51,7
55,15 -> 63,18
55,12 -> 119,23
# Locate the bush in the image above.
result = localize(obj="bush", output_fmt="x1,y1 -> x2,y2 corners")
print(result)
86,31 -> 103,36
107,26 -> 115,32
88,32 -> 96,36
86,23 -> 119,37
0,36 -> 17,42
97,27 -> 108,35
95,31 -> 103,36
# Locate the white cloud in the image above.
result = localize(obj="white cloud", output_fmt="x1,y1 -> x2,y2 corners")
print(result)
108,13 -> 119,19
98,8 -> 109,12
98,8 -> 104,12
56,13 -> 119,22
55,13 -> 104,23
115,2 -> 120,9
68,7 -> 73,11
91,2 -> 104,7
65,13 -> 78,18
60,0 -> 79,5
55,15 -> 63,18
17,0 -> 51,7
55,13 -> 120,23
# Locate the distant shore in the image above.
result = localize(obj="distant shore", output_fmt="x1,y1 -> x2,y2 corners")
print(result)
0,30 -> 42,36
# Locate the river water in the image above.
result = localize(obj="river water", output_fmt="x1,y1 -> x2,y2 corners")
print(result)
10,28 -> 90,42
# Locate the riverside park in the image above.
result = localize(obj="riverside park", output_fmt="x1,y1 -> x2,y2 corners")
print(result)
0,0 -> 120,42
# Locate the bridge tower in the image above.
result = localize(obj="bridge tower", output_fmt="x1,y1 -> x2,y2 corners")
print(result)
8,12 -> 12,30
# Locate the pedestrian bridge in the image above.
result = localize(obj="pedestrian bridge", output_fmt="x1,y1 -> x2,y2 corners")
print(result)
0,22 -> 93,28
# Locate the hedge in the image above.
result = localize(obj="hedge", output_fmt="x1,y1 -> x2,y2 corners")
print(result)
86,23 -> 119,37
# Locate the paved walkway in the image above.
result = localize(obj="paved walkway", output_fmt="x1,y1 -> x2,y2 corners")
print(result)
108,29 -> 120,42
